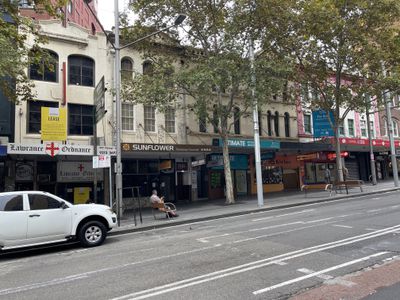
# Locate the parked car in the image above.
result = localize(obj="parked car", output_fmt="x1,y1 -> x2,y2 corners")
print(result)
0,191 -> 117,250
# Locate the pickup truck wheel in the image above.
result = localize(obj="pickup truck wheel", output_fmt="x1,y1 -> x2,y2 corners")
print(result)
78,221 -> 107,247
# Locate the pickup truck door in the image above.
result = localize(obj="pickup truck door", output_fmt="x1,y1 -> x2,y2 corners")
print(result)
0,193 -> 28,247
26,193 -> 72,244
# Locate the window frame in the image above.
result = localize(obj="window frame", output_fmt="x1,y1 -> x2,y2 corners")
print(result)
303,114 -> 312,134
0,194 -> 24,212
68,55 -> 95,87
284,112 -> 290,138
68,103 -> 94,136
347,119 -> 355,137
274,111 -> 280,137
28,194 -> 62,210
233,107 -> 241,135
29,50 -> 59,83
27,100 -> 59,134
143,105 -> 156,132
122,103 -> 135,131
121,57 -> 134,81
164,108 -> 176,133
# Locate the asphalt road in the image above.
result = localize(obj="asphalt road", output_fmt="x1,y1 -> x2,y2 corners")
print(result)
1,191 -> 400,300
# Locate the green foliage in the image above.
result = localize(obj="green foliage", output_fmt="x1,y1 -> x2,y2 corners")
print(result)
0,0 -> 66,103
123,0 -> 291,135
255,0 -> 400,123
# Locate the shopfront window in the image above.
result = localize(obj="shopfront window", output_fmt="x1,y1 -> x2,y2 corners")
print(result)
262,166 -> 283,184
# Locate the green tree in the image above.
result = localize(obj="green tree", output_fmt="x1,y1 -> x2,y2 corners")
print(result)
0,0 -> 66,103
122,0 -> 291,204
255,0 -> 400,181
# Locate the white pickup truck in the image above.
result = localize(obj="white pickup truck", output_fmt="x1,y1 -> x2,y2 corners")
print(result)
0,191 -> 117,250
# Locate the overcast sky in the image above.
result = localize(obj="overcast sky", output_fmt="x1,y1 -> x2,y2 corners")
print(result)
97,0 -> 133,30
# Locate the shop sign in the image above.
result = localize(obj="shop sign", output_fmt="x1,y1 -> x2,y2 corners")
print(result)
191,159 -> 206,167
396,149 -> 400,156
57,161 -> 103,183
216,138 -> 280,149
97,146 -> 116,156
7,143 -> 93,156
15,162 -> 33,181
331,138 -> 400,148
296,153 -> 319,161
176,162 -> 188,171
122,143 -> 214,153
263,155 -> 300,169
41,107 -> 67,142
327,151 -> 349,160
92,155 -> 111,169
261,152 -> 276,160
312,110 -> 335,137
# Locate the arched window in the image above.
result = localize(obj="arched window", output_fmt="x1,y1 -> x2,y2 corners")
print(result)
29,50 -> 59,82
258,110 -> 262,136
143,60 -> 153,75
68,55 -> 95,87
121,57 -> 133,81
284,112 -> 290,137
233,107 -> 240,134
274,111 -> 280,137
267,111 -> 272,136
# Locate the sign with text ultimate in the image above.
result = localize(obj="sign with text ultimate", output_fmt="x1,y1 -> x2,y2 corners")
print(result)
312,110 -> 335,138
216,138 -> 280,149
41,107 -> 67,141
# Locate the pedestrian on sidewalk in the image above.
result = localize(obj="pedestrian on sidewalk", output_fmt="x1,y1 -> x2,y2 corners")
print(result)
150,190 -> 178,218
343,166 -> 349,181
325,167 -> 331,184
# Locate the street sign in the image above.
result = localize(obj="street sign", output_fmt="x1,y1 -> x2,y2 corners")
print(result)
94,76 -> 106,123
97,146 -> 116,156
312,110 -> 335,137
93,155 -> 111,169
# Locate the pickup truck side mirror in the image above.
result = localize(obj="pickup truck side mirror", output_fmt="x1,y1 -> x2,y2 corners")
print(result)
61,202 -> 69,209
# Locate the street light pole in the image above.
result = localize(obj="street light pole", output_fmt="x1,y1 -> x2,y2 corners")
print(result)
249,38 -> 264,207
382,65 -> 399,187
365,94 -> 377,185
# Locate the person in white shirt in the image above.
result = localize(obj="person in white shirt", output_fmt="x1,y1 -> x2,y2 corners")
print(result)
150,190 -> 178,218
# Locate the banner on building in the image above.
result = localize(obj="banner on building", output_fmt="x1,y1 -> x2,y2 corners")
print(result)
7,143 -> 93,157
57,161 -> 103,183
41,107 -> 67,141
312,110 -> 335,137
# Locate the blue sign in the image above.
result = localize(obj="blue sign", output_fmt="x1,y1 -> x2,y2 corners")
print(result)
0,146 -> 6,156
218,138 -> 280,149
209,154 -> 248,170
312,110 -> 335,137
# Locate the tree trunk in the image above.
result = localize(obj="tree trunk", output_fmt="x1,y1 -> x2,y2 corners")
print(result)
222,134 -> 235,204
335,126 -> 344,182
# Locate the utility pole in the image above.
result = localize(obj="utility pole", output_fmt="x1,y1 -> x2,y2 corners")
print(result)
382,65 -> 399,187
249,38 -> 264,207
114,0 -> 123,219
365,94 -> 377,185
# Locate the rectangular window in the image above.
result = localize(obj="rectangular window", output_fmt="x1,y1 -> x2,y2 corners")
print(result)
347,119 -> 355,137
360,120 -> 367,137
144,105 -> 155,132
304,114 -> 312,134
28,100 -> 58,134
394,121 -> 399,137
68,103 -> 94,135
369,121 -> 375,138
199,114 -> 207,133
165,108 -> 175,133
122,103 -> 134,131
338,121 -> 345,136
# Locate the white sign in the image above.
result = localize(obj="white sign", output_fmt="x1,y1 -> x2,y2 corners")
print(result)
97,146 -> 117,156
93,155 -> 111,169
57,161 -> 103,183
8,143 -> 93,156
15,162 -> 34,181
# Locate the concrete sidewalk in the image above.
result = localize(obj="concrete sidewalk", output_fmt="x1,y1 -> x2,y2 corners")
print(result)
112,180 -> 400,235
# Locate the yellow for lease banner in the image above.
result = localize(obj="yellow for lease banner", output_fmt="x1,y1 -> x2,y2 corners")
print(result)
41,107 -> 67,141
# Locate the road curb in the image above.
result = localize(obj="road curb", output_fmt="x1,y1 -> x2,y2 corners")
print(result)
110,187 -> 400,236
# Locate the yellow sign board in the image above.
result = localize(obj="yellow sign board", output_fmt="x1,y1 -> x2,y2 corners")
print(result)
41,107 -> 67,141
74,187 -> 91,204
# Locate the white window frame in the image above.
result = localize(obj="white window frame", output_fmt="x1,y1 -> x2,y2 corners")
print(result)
369,121 -> 375,138
122,103 -> 135,131
347,119 -> 355,137
144,105 -> 156,132
164,108 -> 176,133
303,114 -> 312,134
360,120 -> 367,138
